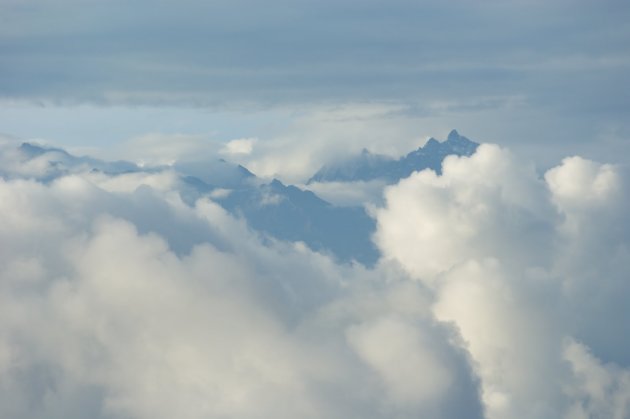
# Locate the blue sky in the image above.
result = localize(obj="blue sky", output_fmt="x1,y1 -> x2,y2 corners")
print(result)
1,0 -> 629,176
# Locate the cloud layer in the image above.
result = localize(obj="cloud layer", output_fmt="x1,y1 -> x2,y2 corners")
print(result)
0,144 -> 482,418
2,0 -> 628,111
0,140 -> 629,418
2,1 -> 629,183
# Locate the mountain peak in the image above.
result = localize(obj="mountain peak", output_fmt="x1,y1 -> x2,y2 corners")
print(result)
309,130 -> 479,183
424,137 -> 440,149
444,129 -> 477,156
447,129 -> 460,142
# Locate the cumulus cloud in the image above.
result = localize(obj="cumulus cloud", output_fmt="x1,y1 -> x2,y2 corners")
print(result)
1,138 -> 629,418
0,147 -> 483,418
375,144 -> 556,280
374,144 -> 630,418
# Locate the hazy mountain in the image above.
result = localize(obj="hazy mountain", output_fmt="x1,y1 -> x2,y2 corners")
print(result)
7,131 -> 478,266
309,129 -> 478,184
18,142 -> 139,178
214,178 -> 379,265
175,159 -> 256,189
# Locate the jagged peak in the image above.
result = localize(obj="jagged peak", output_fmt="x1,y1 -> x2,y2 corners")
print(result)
423,137 -> 440,148
445,129 -> 476,146
447,129 -> 460,142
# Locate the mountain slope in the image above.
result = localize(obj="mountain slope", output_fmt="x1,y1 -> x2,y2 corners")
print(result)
216,179 -> 379,265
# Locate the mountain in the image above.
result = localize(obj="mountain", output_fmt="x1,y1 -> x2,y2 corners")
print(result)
17,142 -> 140,180
308,129 -> 478,184
214,178 -> 379,264
179,170 -> 378,265
308,148 -> 395,183
174,159 -> 256,189
6,130 -> 478,266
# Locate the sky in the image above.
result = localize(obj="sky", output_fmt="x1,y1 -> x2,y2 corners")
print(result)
1,0 -> 629,179
2,1 -> 630,418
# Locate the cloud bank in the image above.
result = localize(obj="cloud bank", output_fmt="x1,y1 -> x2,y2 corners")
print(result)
2,0 -> 628,112
0,142 -> 482,418
0,139 -> 628,418
375,144 -> 630,418
2,1 -> 629,172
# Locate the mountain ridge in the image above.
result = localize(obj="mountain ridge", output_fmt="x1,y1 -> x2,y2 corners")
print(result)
308,129 -> 478,184
10,130 -> 479,266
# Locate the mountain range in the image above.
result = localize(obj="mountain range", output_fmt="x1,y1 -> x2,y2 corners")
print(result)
10,129 -> 479,266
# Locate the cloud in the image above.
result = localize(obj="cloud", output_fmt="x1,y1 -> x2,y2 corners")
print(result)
1,0 -> 629,176
220,138 -> 257,156
374,144 -> 630,418
563,339 -> 630,419
374,144 -> 556,280
301,179 -> 387,207
230,103 -> 429,183
346,315 -> 453,404
0,149 -> 483,418
2,0 -> 628,110
3,0 -> 630,167
2,137 -> 629,418
118,132 -> 219,167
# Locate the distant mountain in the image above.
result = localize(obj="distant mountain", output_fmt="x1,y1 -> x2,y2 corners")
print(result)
215,179 -> 379,265
7,130 -> 479,266
14,143 -> 375,264
174,159 -> 256,189
308,148 -> 395,184
179,172 -> 378,265
17,142 -> 139,180
308,129 -> 478,184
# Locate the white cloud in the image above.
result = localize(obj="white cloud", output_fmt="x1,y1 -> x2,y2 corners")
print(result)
0,151 -> 483,418
546,156 -> 620,205
2,137 -> 629,418
374,144 -> 555,281
346,315 -> 452,404
563,339 -> 630,419
374,144 -> 630,418
119,133 -> 219,166
220,138 -> 257,156
302,179 -> 387,207
231,103 -> 430,183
